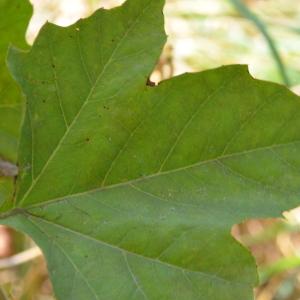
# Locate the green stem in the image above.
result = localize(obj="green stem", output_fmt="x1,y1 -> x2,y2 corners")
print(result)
229,0 -> 291,87
259,255 -> 300,284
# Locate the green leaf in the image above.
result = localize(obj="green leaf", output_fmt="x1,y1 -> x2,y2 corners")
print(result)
2,0 -> 300,299
0,177 -> 13,210
0,0 -> 32,162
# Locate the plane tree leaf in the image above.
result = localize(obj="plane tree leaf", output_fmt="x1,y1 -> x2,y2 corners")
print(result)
1,0 -> 300,299
0,0 -> 32,210
0,0 -> 32,162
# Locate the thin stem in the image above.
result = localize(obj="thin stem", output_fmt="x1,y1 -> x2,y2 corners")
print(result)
229,0 -> 291,87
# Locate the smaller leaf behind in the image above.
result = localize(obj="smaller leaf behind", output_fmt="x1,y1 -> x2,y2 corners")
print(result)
0,0 -> 32,162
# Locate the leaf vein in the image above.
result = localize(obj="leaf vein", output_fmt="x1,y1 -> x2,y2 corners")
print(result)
25,212 -> 247,287
26,140 -> 300,209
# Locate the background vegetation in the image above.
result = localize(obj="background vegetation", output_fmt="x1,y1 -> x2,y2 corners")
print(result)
0,0 -> 299,299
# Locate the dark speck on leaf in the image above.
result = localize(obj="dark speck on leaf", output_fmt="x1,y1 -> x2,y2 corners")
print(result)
146,78 -> 156,87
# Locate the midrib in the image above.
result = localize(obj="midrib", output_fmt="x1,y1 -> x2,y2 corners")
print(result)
24,139 -> 300,210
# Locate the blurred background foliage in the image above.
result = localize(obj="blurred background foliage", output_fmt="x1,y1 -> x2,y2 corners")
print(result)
0,0 -> 300,299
